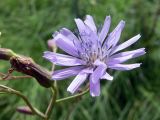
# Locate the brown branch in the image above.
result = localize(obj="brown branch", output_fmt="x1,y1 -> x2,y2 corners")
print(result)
0,72 -> 32,81
6,75 -> 32,80
2,68 -> 15,80
0,48 -> 52,88
0,48 -> 16,60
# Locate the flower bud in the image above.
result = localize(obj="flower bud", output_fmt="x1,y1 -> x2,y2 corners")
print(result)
0,48 -> 15,60
17,106 -> 33,115
47,39 -> 57,51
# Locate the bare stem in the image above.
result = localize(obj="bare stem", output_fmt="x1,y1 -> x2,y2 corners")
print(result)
2,68 -> 14,80
0,72 -> 32,80
44,42 -> 58,120
44,85 -> 57,120
0,85 -> 46,119
56,88 -> 89,104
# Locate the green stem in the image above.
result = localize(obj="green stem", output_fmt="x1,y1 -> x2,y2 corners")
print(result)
44,44 -> 57,120
0,85 -> 45,118
15,92 -> 45,118
44,85 -> 57,120
56,88 -> 89,104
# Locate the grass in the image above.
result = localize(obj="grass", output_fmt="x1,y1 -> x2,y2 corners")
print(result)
0,0 -> 160,120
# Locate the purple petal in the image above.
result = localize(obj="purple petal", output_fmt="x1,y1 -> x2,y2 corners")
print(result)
82,67 -> 94,74
110,48 -> 145,58
108,48 -> 146,64
54,34 -> 78,57
111,34 -> 141,54
59,28 -> 79,42
74,18 -> 97,41
101,72 -> 113,81
52,31 -> 59,37
43,51 -> 86,66
67,70 -> 89,94
75,18 -> 90,36
90,75 -> 100,97
108,63 -> 141,71
75,18 -> 99,51
59,28 -> 84,52
93,59 -> 106,66
84,15 -> 97,32
52,66 -> 85,80
91,63 -> 107,84
104,20 -> 125,48
99,16 -> 111,43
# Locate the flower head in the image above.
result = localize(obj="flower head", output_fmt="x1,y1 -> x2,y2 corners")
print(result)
43,15 -> 145,97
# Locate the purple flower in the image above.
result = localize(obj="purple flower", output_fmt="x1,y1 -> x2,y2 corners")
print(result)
43,15 -> 145,97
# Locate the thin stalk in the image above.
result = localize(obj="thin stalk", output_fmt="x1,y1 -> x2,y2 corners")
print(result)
44,43 -> 57,120
56,88 -> 89,104
44,85 -> 57,120
0,71 -> 32,80
0,85 -> 45,118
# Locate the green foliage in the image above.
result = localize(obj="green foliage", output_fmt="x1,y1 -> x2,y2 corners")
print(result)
0,0 -> 160,119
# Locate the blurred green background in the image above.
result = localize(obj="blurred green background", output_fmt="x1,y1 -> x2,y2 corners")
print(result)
0,0 -> 160,120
